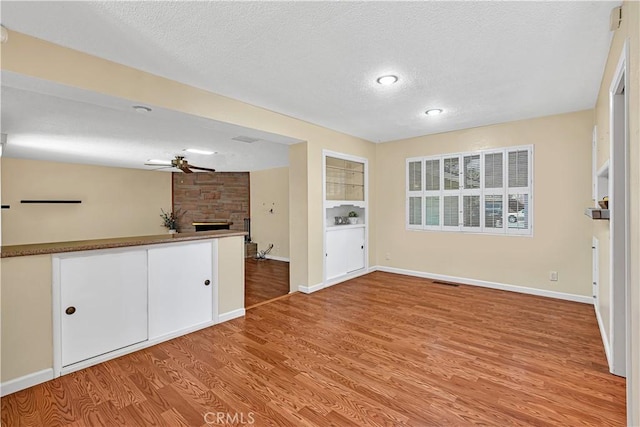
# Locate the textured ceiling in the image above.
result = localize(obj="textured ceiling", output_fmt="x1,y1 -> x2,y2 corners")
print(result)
1,72 -> 301,172
1,1 -> 617,144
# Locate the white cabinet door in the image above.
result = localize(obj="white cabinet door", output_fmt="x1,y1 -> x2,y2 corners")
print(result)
60,250 -> 148,367
326,229 -> 347,280
345,227 -> 365,273
148,242 -> 213,339
326,227 -> 366,280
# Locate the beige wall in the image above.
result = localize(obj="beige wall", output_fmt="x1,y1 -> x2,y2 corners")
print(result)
1,255 -> 53,382
376,110 -> 594,296
217,235 -> 246,315
250,167 -> 289,259
1,158 -> 171,245
289,143 -> 308,293
594,1 -> 640,424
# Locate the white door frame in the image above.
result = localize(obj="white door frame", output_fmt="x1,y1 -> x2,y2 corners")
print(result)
608,39 -> 629,387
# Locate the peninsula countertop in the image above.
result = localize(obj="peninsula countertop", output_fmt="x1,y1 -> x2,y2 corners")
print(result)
0,230 -> 248,258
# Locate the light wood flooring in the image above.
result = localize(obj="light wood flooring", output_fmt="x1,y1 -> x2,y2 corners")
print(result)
1,272 -> 626,426
244,258 -> 289,308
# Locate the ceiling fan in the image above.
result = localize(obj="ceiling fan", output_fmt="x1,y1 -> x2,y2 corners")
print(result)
144,156 -> 216,173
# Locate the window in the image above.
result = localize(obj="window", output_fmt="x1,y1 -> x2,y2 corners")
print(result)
406,145 -> 533,235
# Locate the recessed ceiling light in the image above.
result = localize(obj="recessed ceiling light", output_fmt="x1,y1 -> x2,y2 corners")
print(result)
425,109 -> 444,116
376,75 -> 398,85
132,105 -> 152,113
184,148 -> 216,155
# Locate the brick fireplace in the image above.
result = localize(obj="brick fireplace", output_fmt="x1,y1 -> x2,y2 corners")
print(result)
172,172 -> 249,233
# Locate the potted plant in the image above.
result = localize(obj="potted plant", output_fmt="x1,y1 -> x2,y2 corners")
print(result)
348,211 -> 359,225
160,208 -> 179,233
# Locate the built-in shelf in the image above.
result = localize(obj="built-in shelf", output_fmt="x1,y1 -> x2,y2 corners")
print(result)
21,200 -> 82,204
1,205 -> 9,209
326,223 -> 366,230
585,208 -> 610,220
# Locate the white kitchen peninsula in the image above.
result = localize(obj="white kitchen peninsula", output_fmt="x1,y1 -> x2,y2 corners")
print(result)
1,230 -> 246,396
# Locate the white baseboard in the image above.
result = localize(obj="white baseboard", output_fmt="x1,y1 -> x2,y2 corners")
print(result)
375,266 -> 593,304
265,255 -> 290,262
300,268 -> 373,294
595,301 -> 612,369
1,368 -> 54,397
218,308 -> 246,323
299,283 -> 324,294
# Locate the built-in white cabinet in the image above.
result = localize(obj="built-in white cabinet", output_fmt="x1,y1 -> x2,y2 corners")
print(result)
148,242 -> 213,339
60,250 -> 148,367
55,240 -> 219,374
326,226 -> 365,280
323,151 -> 368,284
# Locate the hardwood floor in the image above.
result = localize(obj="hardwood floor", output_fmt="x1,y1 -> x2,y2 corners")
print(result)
245,258 -> 289,308
1,272 -> 625,426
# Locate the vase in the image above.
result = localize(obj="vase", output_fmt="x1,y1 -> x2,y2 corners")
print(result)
348,217 -> 358,225
169,229 -> 177,234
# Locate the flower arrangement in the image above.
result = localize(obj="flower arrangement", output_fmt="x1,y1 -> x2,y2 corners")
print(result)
160,208 -> 179,230
348,211 -> 358,218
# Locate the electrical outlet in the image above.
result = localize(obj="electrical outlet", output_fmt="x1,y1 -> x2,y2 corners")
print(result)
550,271 -> 558,281
385,252 -> 391,260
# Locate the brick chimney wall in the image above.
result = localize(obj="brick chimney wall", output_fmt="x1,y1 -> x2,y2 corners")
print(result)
172,172 -> 249,233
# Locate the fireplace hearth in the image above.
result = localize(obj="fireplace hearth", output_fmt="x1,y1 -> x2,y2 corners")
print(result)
193,221 -> 233,232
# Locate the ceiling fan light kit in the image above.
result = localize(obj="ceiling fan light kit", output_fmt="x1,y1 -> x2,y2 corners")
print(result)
144,155 -> 216,173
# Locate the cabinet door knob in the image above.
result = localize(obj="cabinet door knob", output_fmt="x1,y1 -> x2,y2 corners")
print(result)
204,279 -> 211,286
65,306 -> 76,315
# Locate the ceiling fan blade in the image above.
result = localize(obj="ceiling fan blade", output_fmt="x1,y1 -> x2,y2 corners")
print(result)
144,162 -> 172,167
188,165 -> 217,172
180,166 -> 194,173
147,166 -> 173,171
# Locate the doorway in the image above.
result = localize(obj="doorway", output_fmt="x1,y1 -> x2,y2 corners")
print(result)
608,42 -> 629,381
245,258 -> 290,308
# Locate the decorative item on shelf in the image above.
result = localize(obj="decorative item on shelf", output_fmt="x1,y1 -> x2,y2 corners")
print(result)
334,216 -> 349,225
160,208 -> 181,233
348,211 -> 359,224
598,196 -> 609,209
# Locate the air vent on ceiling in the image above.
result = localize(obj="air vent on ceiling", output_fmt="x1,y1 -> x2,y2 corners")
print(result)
232,136 -> 260,143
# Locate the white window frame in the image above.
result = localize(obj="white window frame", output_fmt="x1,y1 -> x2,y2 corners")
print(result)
405,145 -> 534,236
406,158 -> 424,229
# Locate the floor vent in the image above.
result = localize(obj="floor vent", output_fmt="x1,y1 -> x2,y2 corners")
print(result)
432,280 -> 460,287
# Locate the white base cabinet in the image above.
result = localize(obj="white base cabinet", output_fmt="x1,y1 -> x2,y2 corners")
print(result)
148,242 -> 213,339
55,240 -> 217,372
326,226 -> 365,280
60,250 -> 148,367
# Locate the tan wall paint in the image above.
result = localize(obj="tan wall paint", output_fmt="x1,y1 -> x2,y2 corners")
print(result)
217,236 -> 245,314
1,158 -> 171,245
289,143 -> 308,292
376,110 -> 593,296
594,1 -> 640,423
0,30 -> 375,290
250,167 -> 289,259
1,255 -> 52,382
